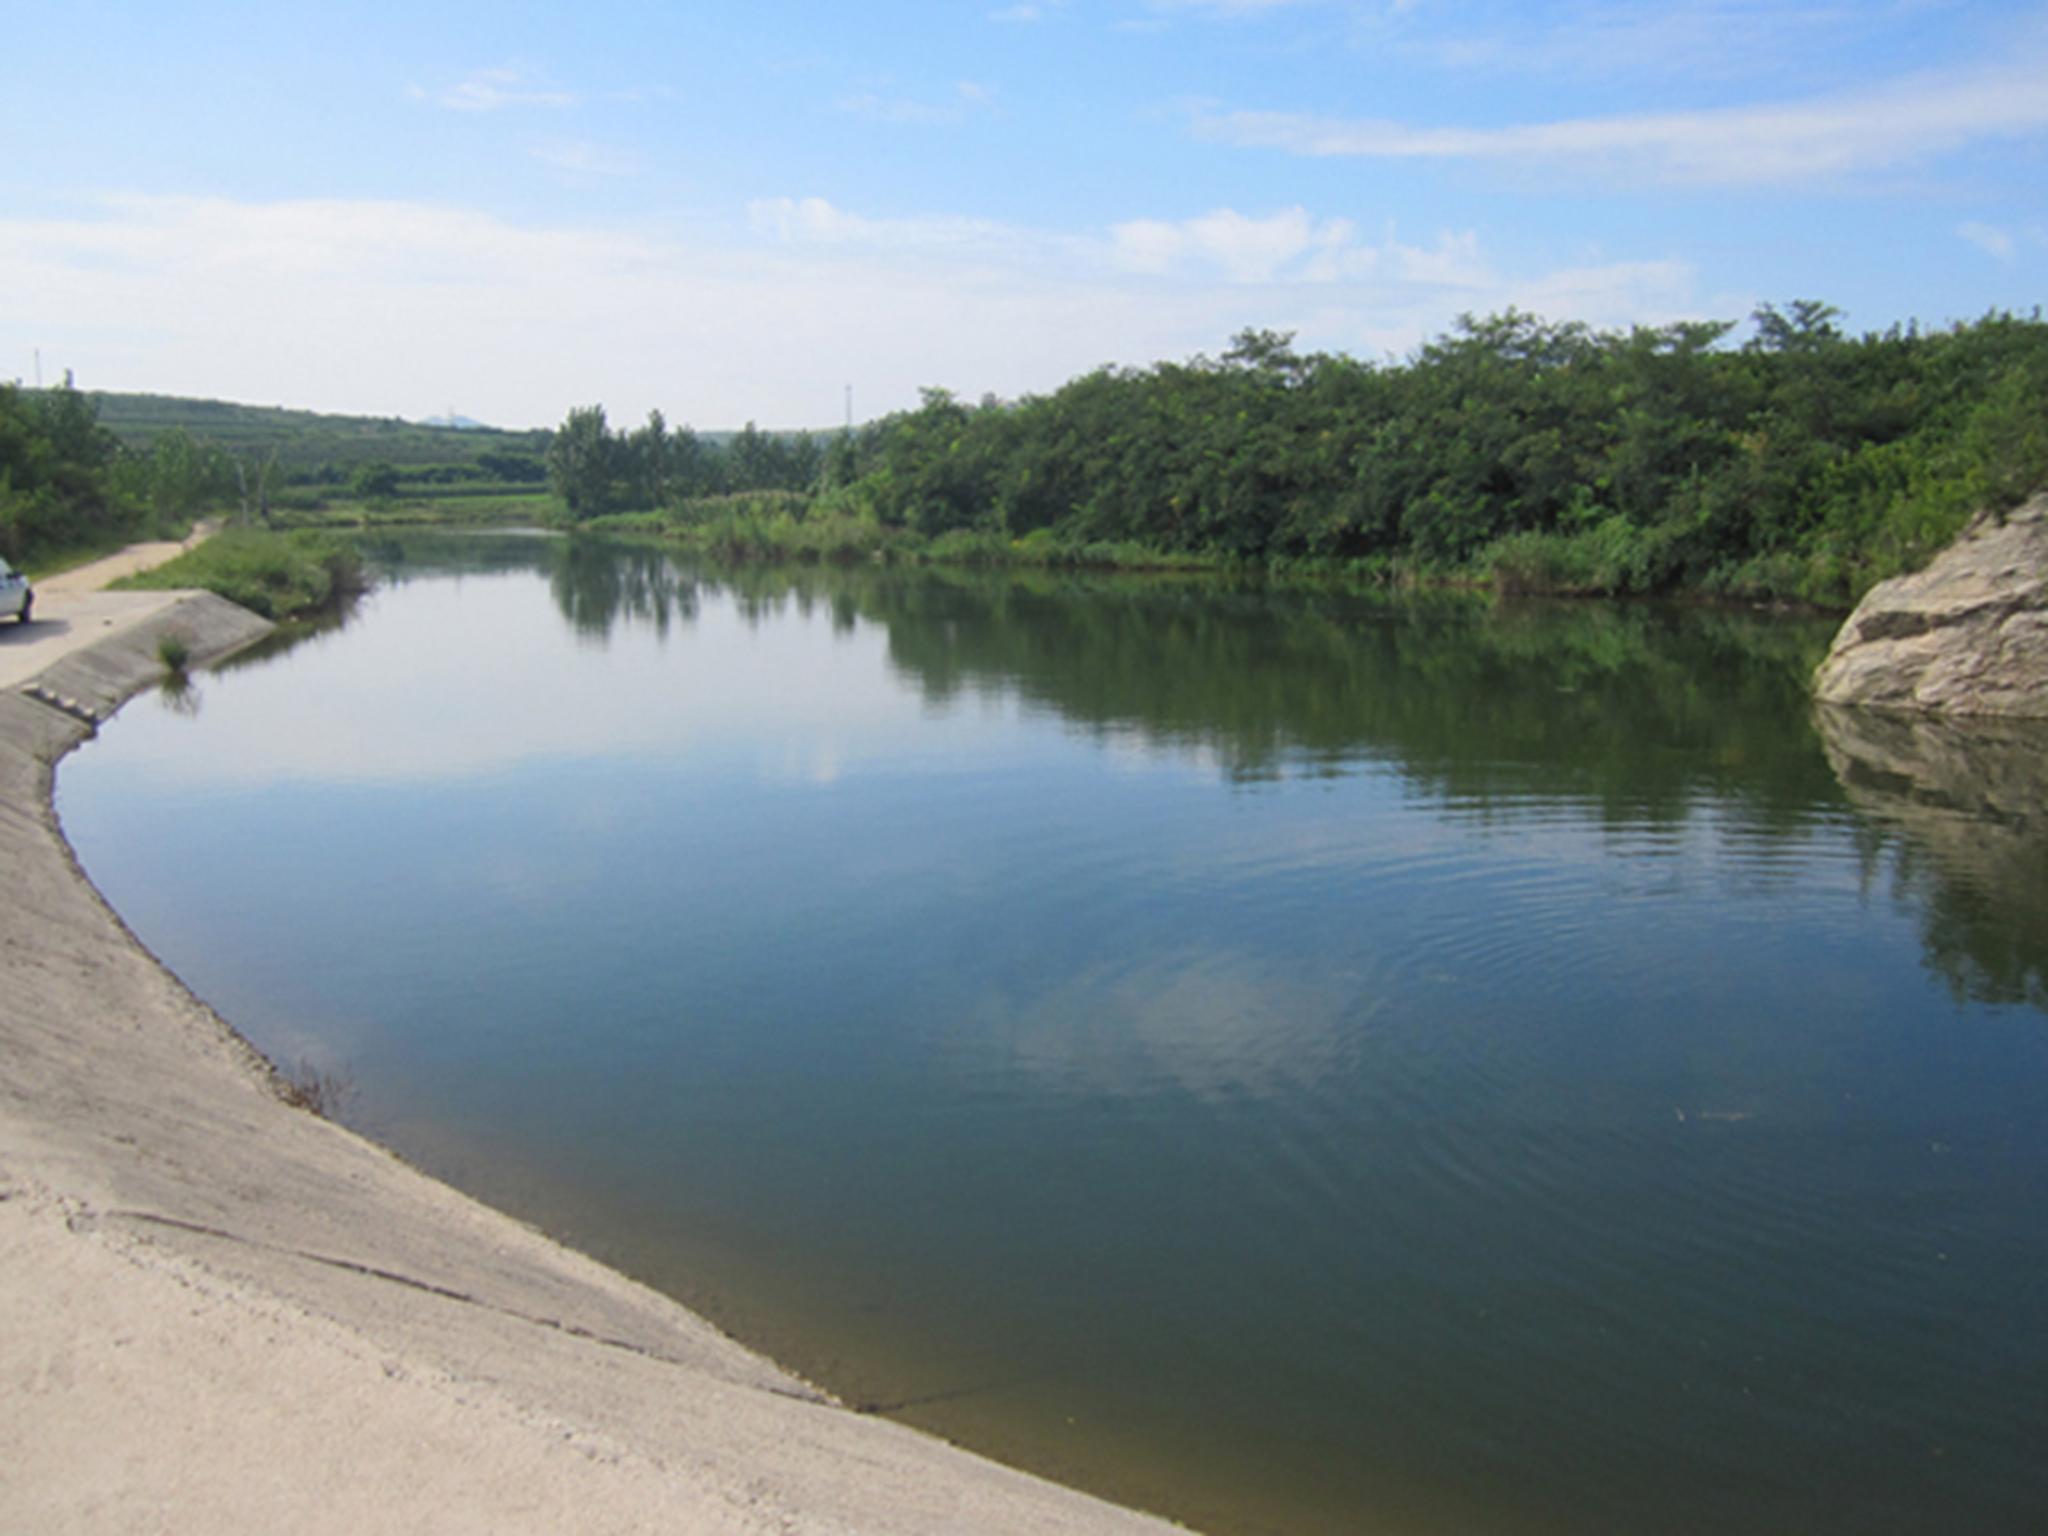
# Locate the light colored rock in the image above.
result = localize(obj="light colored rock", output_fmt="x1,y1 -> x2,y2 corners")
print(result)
1812,494 -> 2048,717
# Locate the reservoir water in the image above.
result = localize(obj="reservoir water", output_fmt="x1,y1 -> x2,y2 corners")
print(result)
58,533 -> 2048,1535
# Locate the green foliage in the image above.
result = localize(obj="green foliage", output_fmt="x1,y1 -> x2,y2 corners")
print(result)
1,377 -> 133,563
85,391 -> 552,472
546,405 -> 622,519
156,632 -> 192,674
541,406 -> 828,522
115,529 -> 365,619
350,460 -> 402,500
24,302 -> 2047,605
815,306 -> 2048,605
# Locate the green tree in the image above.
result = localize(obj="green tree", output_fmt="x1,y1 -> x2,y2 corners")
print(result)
351,460 -> 402,500
547,406 -> 621,520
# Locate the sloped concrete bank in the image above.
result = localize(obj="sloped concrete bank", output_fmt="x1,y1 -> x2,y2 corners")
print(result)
0,594 -> 1183,1535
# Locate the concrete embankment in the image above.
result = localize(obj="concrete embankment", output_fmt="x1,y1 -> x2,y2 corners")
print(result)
0,593 -> 1183,1535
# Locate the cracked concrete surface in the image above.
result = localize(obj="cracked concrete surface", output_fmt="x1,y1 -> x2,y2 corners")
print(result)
0,587 -> 1186,1535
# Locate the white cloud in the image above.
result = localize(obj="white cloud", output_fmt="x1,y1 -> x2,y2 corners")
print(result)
413,67 -> 575,113
1112,207 -> 1369,283
1957,221 -> 2016,261
1150,0 -> 1308,13
746,196 -> 1014,252
1419,2 -> 1878,82
834,80 -> 997,126
2,193 -> 1707,430
531,139 -> 637,178
1502,259 -> 1703,331
1194,57 -> 2048,185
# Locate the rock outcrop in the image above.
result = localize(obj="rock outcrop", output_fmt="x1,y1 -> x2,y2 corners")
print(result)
1813,494 -> 2048,717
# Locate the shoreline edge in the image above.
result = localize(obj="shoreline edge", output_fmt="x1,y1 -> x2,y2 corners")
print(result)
0,592 -> 1186,1536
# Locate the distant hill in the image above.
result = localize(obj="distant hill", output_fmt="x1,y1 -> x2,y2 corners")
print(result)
81,391 -> 552,470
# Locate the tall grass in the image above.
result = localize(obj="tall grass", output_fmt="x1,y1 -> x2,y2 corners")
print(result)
114,529 -> 366,620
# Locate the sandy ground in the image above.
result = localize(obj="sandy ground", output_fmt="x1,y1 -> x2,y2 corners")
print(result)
33,522 -> 217,597
0,524 -> 218,691
0,574 -> 1187,1534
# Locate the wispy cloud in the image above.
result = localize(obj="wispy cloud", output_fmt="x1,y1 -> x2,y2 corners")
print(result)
412,66 -> 576,113
747,196 -> 1015,251
1102,206 -> 1698,332
834,80 -> 997,126
2,193 -> 1707,429
1956,220 -> 2048,263
1112,207 -> 1377,284
1148,0 -> 1312,14
750,195 -> 1700,343
1194,57 -> 2048,185
1416,2 -> 1879,82
989,0 -> 1063,22
531,140 -> 636,178
1958,220 -> 2018,261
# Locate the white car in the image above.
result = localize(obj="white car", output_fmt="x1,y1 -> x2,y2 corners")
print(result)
0,558 -> 32,624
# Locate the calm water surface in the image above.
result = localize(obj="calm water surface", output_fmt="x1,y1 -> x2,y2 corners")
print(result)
60,534 -> 2048,1535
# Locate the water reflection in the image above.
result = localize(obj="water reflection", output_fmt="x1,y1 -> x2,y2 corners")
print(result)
850,570 -> 1839,818
451,536 -> 2043,1026
1818,704 -> 2048,1011
501,541 -> 1844,823
336,533 -> 2042,1032
550,537 -> 698,641
60,532 -> 2048,1536
156,671 -> 203,717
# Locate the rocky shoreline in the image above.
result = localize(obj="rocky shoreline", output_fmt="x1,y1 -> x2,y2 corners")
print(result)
1814,495 -> 2048,718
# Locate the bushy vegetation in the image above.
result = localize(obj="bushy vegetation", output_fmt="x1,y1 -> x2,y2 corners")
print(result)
834,305 -> 2048,606
557,302 -> 2048,607
545,409 -> 830,519
1,380 -> 562,569
17,301 -> 2045,607
0,379 -> 158,569
115,528 -> 365,619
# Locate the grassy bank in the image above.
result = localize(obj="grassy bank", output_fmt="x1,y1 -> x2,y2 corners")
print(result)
586,495 -> 1239,576
268,488 -> 562,529
578,494 -> 1848,604
114,528 -> 366,620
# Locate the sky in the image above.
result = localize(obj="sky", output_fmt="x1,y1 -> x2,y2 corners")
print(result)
4,0 -> 2046,430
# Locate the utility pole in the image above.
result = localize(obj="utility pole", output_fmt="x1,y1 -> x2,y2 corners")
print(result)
844,384 -> 853,432
33,348 -> 41,389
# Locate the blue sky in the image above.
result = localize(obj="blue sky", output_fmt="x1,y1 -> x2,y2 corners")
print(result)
5,1 -> 2045,428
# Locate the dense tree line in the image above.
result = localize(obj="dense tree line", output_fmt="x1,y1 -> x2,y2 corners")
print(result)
812,304 -> 2047,604
545,408 -> 827,519
0,379 -> 358,562
0,377 -> 558,564
0,377 -> 314,563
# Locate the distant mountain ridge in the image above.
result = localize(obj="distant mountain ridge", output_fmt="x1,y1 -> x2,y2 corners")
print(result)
74,391 -> 798,468
80,390 -> 551,470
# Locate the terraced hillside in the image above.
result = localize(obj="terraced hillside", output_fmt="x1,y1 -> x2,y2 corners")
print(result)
84,392 -> 552,470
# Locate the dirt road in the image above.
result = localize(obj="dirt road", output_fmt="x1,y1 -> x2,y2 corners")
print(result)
0,523 -> 219,691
